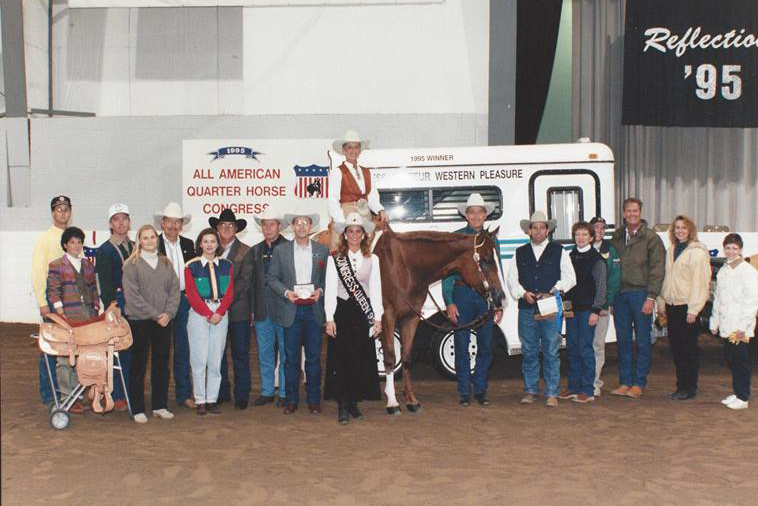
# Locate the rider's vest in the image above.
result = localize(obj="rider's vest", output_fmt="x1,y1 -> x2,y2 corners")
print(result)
339,163 -> 372,203
515,241 -> 562,309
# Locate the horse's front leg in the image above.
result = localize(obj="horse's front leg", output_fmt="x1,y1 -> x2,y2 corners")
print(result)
400,316 -> 422,412
382,313 -> 401,414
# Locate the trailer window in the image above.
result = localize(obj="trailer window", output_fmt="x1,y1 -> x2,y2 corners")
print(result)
381,190 -> 430,221
547,187 -> 583,241
379,186 -> 502,223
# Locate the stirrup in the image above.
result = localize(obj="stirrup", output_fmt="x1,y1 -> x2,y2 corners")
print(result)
92,386 -> 104,413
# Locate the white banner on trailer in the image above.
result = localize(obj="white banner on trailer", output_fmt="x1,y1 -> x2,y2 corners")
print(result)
182,139 -> 332,243
69,0 -> 442,7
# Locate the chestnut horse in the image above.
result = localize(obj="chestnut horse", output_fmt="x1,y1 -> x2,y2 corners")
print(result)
373,227 -> 505,413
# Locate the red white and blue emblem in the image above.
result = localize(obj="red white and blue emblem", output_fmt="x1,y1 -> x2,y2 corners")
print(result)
293,165 -> 329,199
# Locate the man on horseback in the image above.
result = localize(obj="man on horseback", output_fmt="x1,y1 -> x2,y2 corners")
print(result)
327,130 -> 389,250
506,211 -> 576,407
442,194 -> 504,407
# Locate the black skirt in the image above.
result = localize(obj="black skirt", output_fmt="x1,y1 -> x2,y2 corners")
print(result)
323,297 -> 381,403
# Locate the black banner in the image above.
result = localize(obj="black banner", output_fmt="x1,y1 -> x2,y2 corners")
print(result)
622,0 -> 758,127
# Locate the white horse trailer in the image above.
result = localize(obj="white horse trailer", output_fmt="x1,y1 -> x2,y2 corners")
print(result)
329,141 -> 618,378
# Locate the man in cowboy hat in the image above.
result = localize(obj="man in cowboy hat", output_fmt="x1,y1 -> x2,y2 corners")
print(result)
245,207 -> 290,407
268,204 -> 329,415
95,203 -> 135,410
210,210 -> 254,410
506,211 -> 576,407
32,195 -> 73,407
442,193 -> 504,407
327,130 -> 388,250
155,202 -> 196,409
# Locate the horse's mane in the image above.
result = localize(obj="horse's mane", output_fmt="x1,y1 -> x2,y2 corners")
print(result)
390,230 -> 471,243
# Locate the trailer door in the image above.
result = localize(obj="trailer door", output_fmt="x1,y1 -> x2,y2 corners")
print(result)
529,169 -> 600,241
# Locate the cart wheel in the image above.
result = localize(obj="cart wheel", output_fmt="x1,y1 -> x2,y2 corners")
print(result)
49,409 -> 70,430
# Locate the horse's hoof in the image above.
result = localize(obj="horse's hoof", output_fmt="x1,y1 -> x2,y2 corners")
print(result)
386,406 -> 401,415
406,403 -> 421,413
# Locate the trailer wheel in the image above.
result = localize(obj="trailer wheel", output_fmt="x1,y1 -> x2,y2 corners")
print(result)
431,330 -> 477,380
49,409 -> 70,430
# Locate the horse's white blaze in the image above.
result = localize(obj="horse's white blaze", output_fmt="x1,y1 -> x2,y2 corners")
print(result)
384,371 -> 399,407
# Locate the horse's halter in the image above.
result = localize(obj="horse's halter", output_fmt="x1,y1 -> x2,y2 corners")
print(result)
473,233 -> 498,309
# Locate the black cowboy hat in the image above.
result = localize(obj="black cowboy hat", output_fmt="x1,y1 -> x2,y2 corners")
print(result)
209,209 -> 247,232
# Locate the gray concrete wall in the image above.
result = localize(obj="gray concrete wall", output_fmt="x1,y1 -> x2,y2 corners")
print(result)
0,113 -> 487,231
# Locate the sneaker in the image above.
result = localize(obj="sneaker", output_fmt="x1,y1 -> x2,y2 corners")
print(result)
474,393 -> 490,406
611,385 -> 631,396
152,408 -> 175,420
520,394 -> 536,404
626,386 -> 643,398
594,388 -> 602,397
545,397 -> 558,408
721,395 -> 737,405
726,398 -> 749,410
133,413 -> 148,424
572,393 -> 595,403
459,396 -> 470,407
559,389 -> 577,400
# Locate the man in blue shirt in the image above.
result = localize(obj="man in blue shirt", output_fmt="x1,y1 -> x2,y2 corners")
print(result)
442,193 -> 503,407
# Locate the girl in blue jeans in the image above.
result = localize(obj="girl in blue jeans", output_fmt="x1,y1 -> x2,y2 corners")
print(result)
561,222 -> 607,403
184,228 -> 235,416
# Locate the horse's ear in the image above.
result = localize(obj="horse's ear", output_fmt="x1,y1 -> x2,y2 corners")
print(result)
489,226 -> 500,238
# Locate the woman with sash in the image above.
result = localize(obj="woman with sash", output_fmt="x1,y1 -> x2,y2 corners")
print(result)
324,212 -> 384,425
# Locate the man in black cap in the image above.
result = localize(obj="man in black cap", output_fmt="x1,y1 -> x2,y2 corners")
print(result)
211,209 -> 254,409
32,195 -> 72,407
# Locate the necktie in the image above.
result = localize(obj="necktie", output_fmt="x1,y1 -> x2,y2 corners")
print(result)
353,163 -> 361,181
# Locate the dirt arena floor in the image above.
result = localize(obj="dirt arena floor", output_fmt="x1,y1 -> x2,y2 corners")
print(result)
1,322 -> 756,506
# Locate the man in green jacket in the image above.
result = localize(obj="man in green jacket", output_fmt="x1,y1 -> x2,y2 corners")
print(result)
608,198 -> 665,398
590,216 -> 621,396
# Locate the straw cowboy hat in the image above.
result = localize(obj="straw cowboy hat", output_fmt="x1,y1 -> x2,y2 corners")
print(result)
283,203 -> 321,229
209,209 -> 247,233
458,193 -> 495,216
253,207 -> 288,230
334,212 -> 375,235
332,130 -> 370,154
520,211 -> 557,234
154,202 -> 191,226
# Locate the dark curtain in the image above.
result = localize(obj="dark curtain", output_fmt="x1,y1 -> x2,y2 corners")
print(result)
515,0 -> 563,144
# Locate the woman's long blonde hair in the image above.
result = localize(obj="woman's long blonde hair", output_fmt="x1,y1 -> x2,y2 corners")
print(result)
125,224 -> 163,265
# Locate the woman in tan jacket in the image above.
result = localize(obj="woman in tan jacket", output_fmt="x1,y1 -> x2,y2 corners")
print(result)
657,216 -> 711,400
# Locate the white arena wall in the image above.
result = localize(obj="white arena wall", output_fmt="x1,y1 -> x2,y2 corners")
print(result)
0,113 -> 485,322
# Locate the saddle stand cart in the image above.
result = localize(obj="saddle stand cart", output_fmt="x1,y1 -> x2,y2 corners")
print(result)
35,303 -> 133,430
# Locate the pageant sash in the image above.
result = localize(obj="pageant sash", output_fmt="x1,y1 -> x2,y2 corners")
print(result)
334,254 -> 375,327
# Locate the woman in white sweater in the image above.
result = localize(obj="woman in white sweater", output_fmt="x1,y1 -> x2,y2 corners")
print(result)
709,233 -> 758,410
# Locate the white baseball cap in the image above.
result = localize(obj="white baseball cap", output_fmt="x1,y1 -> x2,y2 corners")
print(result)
108,203 -> 130,220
